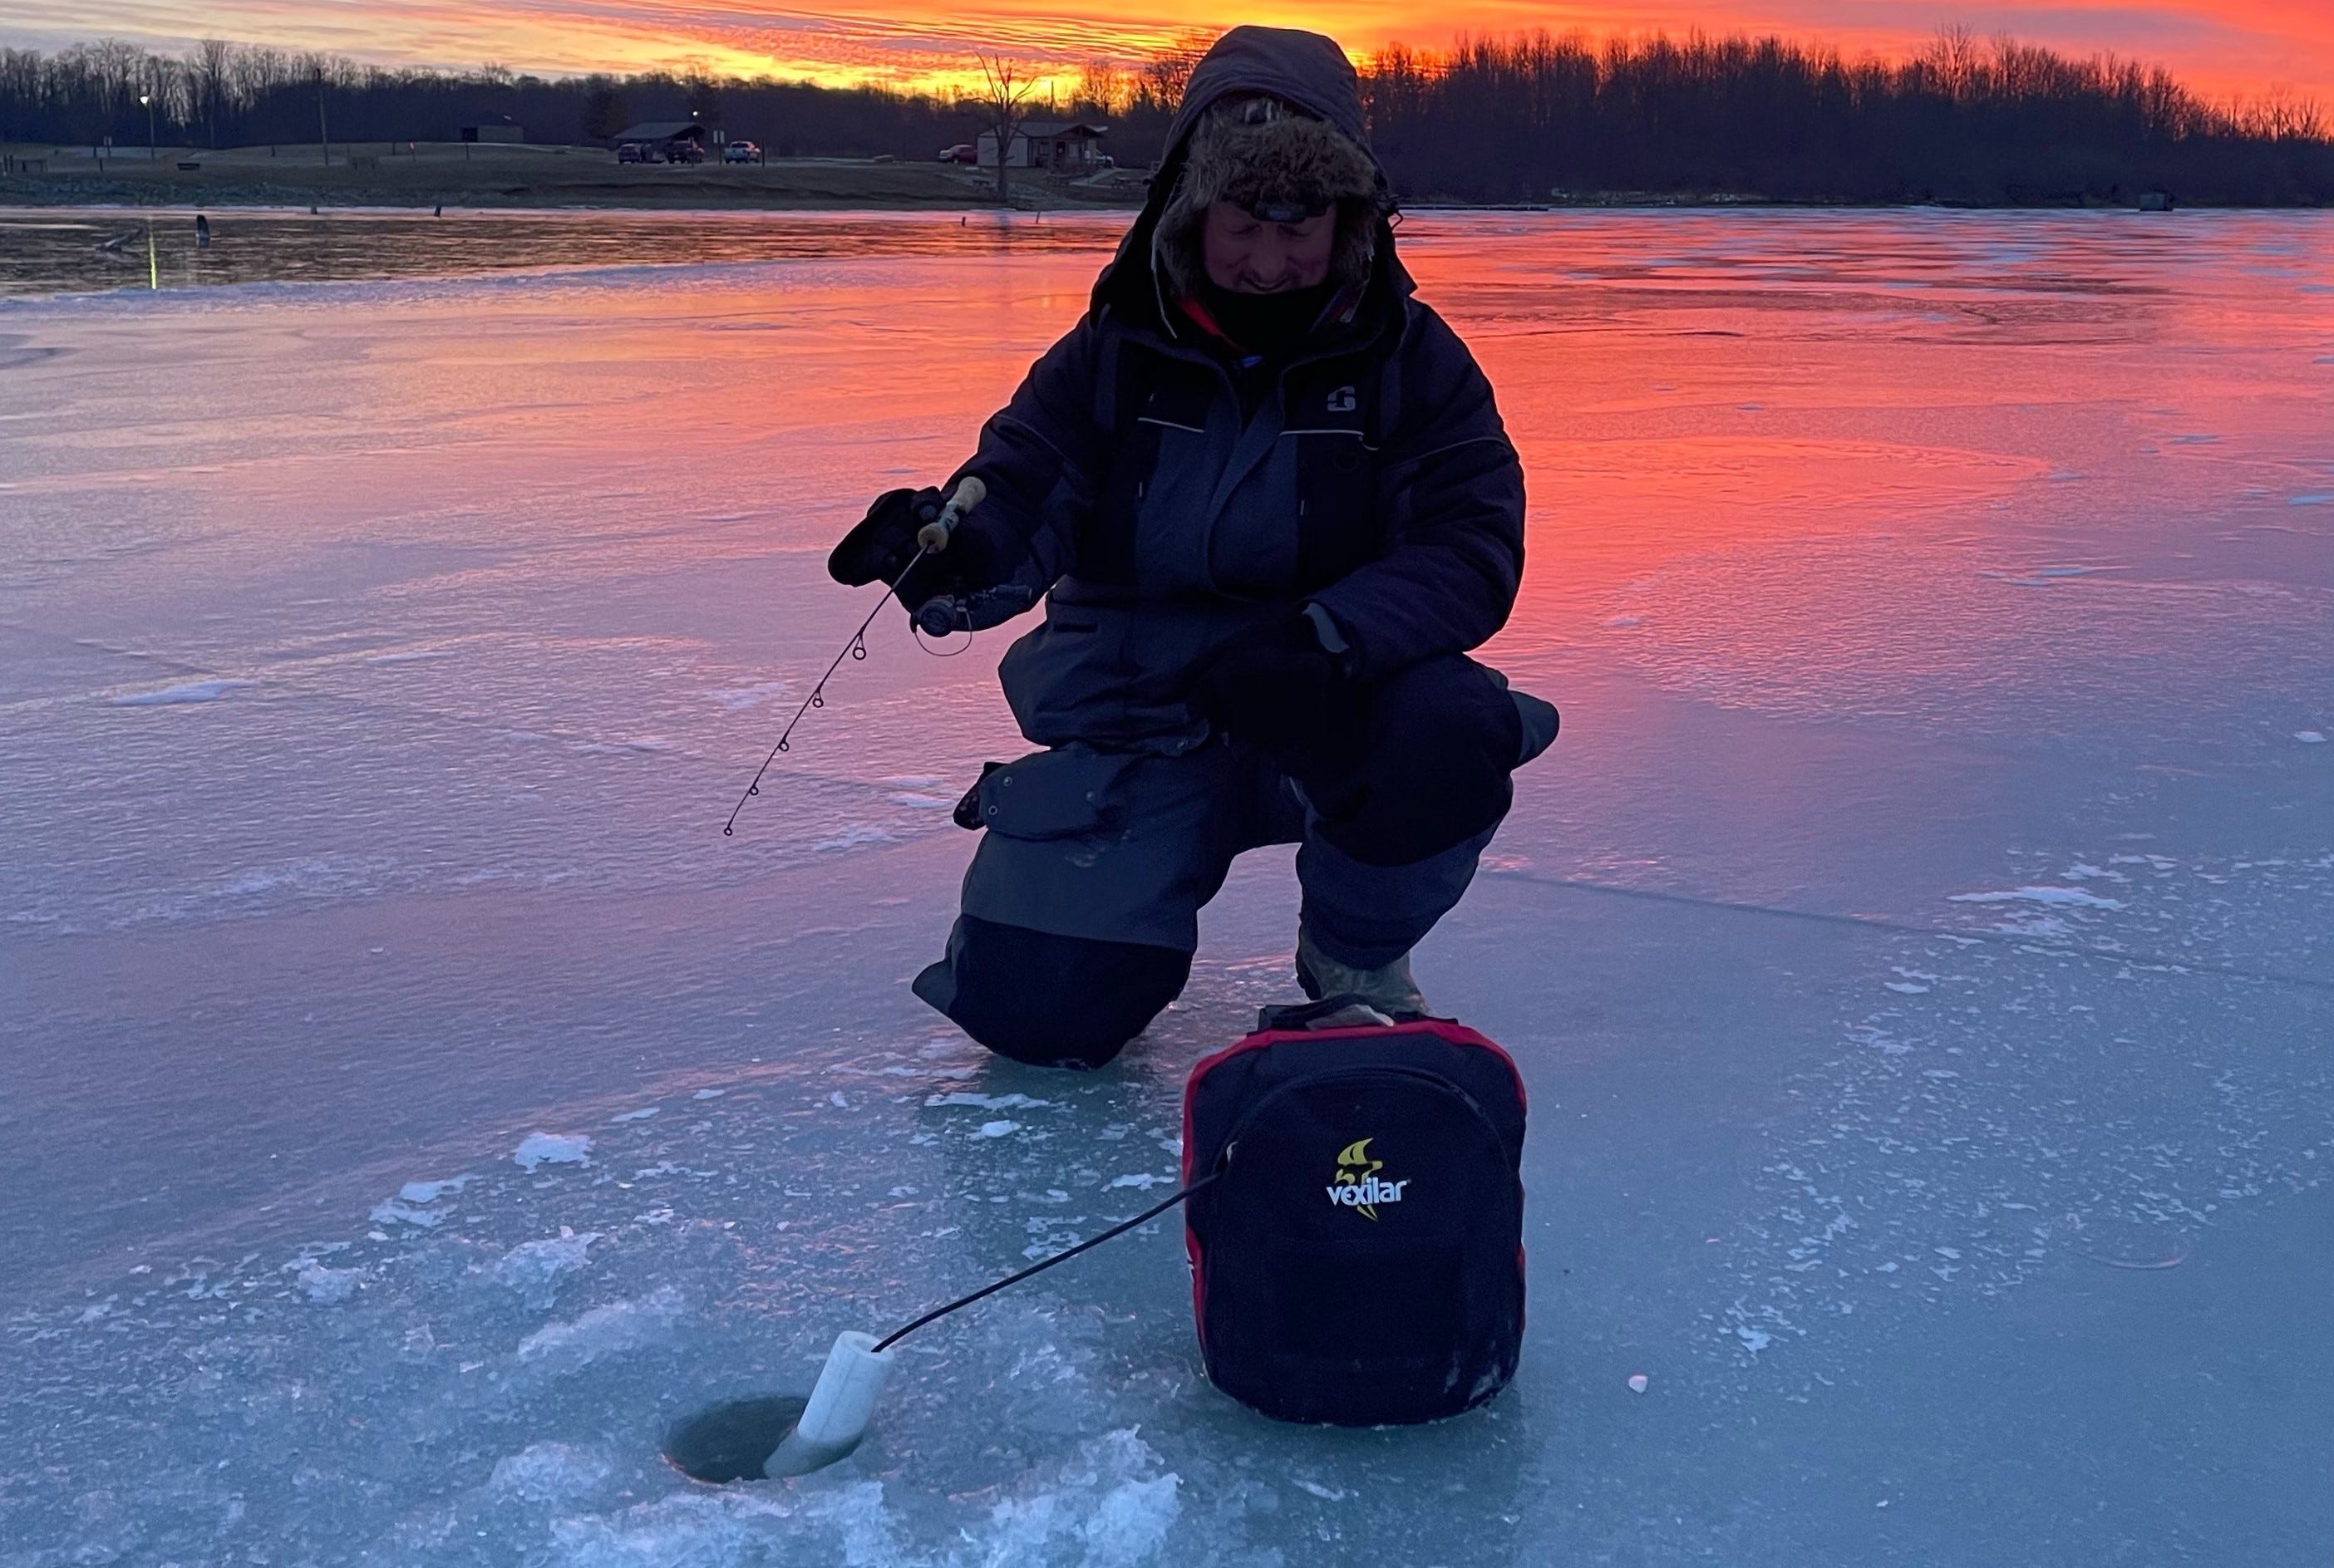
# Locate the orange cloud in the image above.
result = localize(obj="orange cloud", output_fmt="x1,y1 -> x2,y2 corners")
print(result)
2,0 -> 2328,104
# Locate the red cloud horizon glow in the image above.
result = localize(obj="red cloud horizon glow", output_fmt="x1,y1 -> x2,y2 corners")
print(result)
1,1 -> 2327,107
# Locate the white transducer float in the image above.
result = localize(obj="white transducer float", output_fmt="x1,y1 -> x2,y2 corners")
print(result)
762,1330 -> 898,1477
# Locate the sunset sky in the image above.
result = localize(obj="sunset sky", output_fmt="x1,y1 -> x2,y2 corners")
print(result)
4,0 -> 2330,106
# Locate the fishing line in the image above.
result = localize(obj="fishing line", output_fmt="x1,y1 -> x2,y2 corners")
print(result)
872,1171 -> 1219,1353
722,477 -> 987,837
721,547 -> 929,838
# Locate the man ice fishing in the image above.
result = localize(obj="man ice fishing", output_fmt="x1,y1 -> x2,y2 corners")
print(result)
830,27 -> 1557,1069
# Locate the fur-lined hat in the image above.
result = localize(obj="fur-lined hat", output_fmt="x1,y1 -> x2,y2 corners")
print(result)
1155,96 -> 1386,298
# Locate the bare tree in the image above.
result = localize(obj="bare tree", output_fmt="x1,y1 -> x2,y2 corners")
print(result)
304,52 -> 332,165
187,38 -> 232,145
1923,23 -> 1981,103
1140,30 -> 1214,112
80,37 -> 141,131
972,53 -> 1036,203
581,77 -> 628,143
1070,59 -> 1125,116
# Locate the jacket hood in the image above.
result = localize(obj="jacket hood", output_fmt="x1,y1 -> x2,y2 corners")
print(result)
1092,27 -> 1403,323
1163,26 -> 1374,167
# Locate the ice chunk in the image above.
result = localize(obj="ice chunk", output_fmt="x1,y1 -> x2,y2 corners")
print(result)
1948,887 -> 2125,910
974,1121 -> 1021,1138
295,1263 -> 361,1303
925,1092 -> 1052,1110
488,1441 -> 614,1507
513,1132 -> 593,1170
974,1429 -> 1181,1562
487,1231 -> 598,1310
515,1286 -> 685,1368
106,678 -> 257,706
397,1176 -> 470,1204
368,1200 -> 442,1229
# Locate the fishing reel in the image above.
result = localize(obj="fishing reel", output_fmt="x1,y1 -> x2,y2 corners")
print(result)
913,582 -> 1039,638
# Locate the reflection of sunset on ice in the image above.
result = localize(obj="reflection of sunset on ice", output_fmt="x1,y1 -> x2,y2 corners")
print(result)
2,197 -> 2330,1561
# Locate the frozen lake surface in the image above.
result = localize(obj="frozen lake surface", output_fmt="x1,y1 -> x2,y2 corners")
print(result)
2,209 -> 2331,1565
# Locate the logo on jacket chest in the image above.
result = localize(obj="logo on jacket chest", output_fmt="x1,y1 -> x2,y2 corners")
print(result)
1326,385 -> 1357,413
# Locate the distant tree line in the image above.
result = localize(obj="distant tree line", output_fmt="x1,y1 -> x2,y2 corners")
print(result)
0,41 -> 974,160
1365,29 -> 2333,204
2,27 -> 2327,204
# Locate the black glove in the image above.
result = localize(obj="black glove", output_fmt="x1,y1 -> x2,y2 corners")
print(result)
829,485 -> 1022,618
829,486 -> 941,591
1191,611 -> 1366,777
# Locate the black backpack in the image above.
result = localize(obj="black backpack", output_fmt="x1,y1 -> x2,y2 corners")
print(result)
1180,1014 -> 1529,1426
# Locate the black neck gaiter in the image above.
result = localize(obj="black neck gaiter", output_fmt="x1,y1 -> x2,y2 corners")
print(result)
1199,280 -> 1336,361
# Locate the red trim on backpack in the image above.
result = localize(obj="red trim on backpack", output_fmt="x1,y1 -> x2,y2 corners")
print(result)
1184,1020 -> 1528,1114
1184,1229 -> 1209,1354
1179,1091 -> 1205,1354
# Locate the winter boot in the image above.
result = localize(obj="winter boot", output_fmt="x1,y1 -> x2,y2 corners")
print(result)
1294,923 -> 1429,1022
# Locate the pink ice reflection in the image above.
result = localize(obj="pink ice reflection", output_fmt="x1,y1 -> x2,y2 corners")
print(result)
2,208 -> 2329,929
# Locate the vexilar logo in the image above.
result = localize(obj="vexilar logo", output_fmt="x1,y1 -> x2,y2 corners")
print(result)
1327,1138 -> 1409,1220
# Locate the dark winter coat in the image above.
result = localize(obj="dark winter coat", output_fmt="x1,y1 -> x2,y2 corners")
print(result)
949,26 -> 1525,754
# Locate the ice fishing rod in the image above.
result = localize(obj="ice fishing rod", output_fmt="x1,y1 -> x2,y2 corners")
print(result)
722,477 -> 987,838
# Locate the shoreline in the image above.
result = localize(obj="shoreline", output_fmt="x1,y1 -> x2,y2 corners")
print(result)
3,144 -> 2318,214
6,185 -> 2322,215
0,143 -> 1147,214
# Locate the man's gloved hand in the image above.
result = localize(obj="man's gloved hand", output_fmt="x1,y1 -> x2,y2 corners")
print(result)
830,485 -> 1020,617
829,486 -> 942,592
1191,609 -> 1366,777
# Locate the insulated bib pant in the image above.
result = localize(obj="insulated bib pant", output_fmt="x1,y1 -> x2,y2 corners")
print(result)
913,654 -> 1558,1068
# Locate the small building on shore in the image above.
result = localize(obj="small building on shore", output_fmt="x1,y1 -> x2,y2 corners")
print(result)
460,116 -> 524,145
977,120 -> 1108,172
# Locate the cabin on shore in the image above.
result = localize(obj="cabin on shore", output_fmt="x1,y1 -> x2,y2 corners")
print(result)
460,116 -> 524,145
977,120 -> 1108,172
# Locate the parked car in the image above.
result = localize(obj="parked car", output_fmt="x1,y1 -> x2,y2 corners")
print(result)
616,142 -> 651,163
723,140 -> 762,164
667,142 -> 704,165
938,143 -> 976,165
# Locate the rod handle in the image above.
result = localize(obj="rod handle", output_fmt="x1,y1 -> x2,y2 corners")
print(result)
915,475 -> 987,553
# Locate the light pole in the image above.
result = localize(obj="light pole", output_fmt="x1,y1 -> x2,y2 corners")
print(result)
139,92 -> 155,160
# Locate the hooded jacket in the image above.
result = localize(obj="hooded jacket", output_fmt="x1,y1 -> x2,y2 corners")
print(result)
948,26 -> 1525,754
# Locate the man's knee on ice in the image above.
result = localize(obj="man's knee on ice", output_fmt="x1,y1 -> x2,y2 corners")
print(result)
913,915 -> 1189,1069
